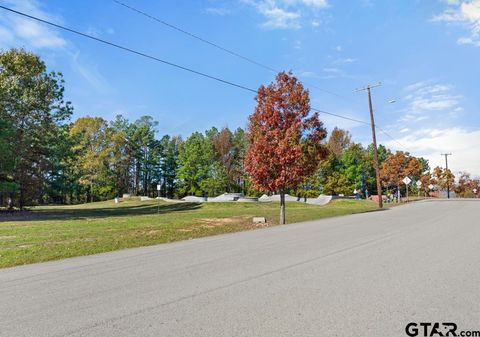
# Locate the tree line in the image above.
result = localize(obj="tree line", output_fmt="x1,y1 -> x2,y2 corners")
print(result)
1,49 -> 478,209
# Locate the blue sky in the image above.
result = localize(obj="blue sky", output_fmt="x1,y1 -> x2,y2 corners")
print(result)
0,0 -> 479,175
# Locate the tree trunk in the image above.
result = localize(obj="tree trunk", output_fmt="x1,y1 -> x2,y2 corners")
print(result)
7,193 -> 13,210
279,190 -> 286,225
19,187 -> 24,210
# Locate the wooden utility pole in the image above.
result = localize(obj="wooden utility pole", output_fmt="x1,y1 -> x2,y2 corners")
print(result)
356,83 -> 383,208
441,153 -> 452,199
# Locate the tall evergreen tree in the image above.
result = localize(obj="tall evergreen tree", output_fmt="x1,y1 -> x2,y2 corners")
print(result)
177,132 -> 214,196
130,116 -> 159,196
0,48 -> 72,207
158,135 -> 181,198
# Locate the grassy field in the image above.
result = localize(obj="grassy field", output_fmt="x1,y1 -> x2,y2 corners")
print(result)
0,198 -> 377,268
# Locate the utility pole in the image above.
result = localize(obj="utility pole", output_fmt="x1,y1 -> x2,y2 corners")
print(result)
356,83 -> 383,208
441,153 -> 452,199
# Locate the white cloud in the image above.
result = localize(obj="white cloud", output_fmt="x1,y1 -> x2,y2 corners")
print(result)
301,71 -> 317,77
321,112 -> 365,130
85,26 -> 115,38
301,59 -> 358,80
297,0 -> 328,7
333,57 -> 357,64
384,81 -> 477,176
85,27 -> 101,38
0,26 -> 14,42
410,95 -> 459,111
243,0 -> 328,29
205,7 -> 231,16
399,114 -> 429,123
323,67 -> 340,73
404,80 -> 431,92
298,57 -> 358,80
400,81 -> 462,122
360,0 -> 374,7
433,0 -> 480,47
384,128 -> 480,175
443,0 -> 461,5
69,51 -> 111,94
0,0 -> 112,96
255,2 -> 301,29
276,0 -> 328,7
0,0 -> 66,49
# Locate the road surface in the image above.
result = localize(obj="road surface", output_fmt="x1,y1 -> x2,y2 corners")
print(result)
1,200 -> 479,337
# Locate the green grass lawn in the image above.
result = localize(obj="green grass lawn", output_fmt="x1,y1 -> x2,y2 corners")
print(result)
0,198 -> 377,268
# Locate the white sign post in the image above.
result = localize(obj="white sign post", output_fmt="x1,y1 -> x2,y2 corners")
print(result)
403,177 -> 411,202
157,184 -> 161,214
416,180 -> 422,197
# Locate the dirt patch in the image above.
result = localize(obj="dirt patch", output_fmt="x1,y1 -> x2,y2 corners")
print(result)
198,217 -> 248,228
145,229 -> 161,236
176,217 -> 250,233
17,244 -> 34,248
247,222 -> 271,229
130,229 -> 162,237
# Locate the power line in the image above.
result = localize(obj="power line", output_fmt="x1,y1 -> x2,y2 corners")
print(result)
2,4 -> 411,152
113,0 -> 277,73
112,0 -> 358,102
1,4 -> 411,152
311,108 -> 370,126
311,110 -> 410,152
356,83 -> 408,151
0,5 -> 257,94
376,127 -> 407,151
0,4 -> 374,128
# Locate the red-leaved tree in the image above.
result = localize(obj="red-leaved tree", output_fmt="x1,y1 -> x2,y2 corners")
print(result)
245,72 -> 328,224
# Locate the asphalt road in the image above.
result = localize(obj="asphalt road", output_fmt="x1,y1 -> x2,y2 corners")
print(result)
1,200 -> 479,337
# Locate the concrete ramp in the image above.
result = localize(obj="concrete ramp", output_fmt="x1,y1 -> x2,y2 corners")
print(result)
266,194 -> 300,202
182,196 -> 206,202
208,193 -> 242,202
306,195 -> 332,206
258,194 -> 271,202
